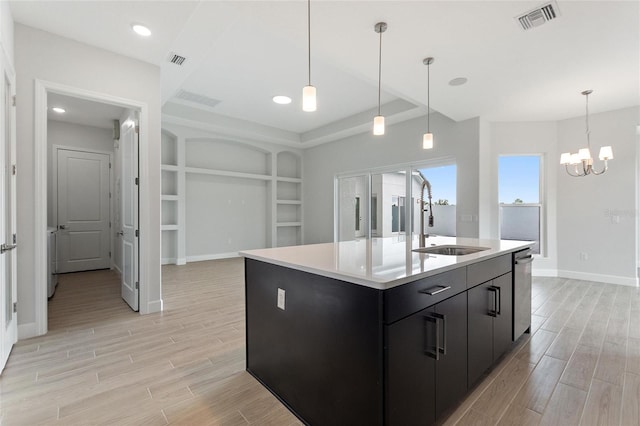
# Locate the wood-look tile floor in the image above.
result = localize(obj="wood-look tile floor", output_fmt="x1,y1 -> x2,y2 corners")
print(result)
1,260 -> 638,425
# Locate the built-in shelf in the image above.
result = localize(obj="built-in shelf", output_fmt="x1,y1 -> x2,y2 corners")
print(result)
276,222 -> 302,227
276,177 -> 302,183
161,126 -> 304,263
185,167 -> 272,181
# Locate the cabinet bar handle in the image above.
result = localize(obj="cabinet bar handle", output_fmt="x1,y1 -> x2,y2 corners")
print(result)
495,286 -> 501,316
488,287 -> 498,317
420,285 -> 451,296
433,312 -> 447,356
424,314 -> 439,361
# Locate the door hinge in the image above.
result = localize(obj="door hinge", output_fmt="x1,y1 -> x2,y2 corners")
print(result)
12,96 -> 15,107
135,177 -> 139,185
109,162 -> 112,169
135,125 -> 140,134
109,222 -> 111,228
12,234 -> 16,244
109,192 -> 112,199
13,302 -> 17,313
109,251 -> 111,258
135,282 -> 139,290
12,164 -> 16,175
135,230 -> 139,237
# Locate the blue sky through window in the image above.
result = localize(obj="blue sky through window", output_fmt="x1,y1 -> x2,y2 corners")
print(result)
499,156 -> 540,204
419,164 -> 457,205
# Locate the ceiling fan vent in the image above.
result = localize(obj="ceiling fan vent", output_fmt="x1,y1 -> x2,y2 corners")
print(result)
516,1 -> 559,30
174,90 -> 221,109
167,52 -> 187,66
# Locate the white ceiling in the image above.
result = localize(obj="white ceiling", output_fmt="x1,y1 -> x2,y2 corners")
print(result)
11,1 -> 640,146
47,92 -> 125,130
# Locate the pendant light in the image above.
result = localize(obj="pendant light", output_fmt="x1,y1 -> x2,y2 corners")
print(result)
559,90 -> 613,176
373,22 -> 387,136
302,0 -> 316,112
422,57 -> 434,149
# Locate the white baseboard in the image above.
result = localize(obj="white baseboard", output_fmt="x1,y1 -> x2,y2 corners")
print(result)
186,252 -> 241,263
162,257 -> 187,265
556,270 -> 638,287
532,269 -> 558,277
18,322 -> 39,340
145,299 -> 163,314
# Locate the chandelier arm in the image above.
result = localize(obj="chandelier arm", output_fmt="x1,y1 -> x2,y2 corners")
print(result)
565,164 -> 585,177
590,162 -> 609,175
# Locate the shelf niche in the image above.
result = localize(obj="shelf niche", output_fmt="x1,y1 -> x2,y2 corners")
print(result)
186,138 -> 271,176
277,151 -> 301,179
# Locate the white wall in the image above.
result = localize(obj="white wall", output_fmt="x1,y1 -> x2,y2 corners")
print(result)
487,121 -> 559,274
15,24 -> 162,336
0,1 -> 14,64
46,120 -> 114,227
556,106 -> 638,285
303,112 -> 481,244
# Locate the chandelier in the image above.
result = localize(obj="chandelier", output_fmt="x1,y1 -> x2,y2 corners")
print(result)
560,90 -> 613,177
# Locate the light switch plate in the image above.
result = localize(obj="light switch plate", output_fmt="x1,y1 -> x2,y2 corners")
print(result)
277,288 -> 285,310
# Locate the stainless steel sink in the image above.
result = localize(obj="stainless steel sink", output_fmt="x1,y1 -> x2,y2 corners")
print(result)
412,245 -> 490,256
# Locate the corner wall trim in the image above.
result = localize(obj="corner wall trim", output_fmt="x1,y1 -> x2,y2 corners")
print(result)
18,322 -> 38,341
146,299 -> 163,314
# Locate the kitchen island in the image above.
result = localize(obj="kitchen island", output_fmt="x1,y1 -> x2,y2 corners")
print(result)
241,236 -> 533,426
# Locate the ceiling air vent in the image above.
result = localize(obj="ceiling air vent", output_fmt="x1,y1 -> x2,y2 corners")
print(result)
516,1 -> 560,30
167,52 -> 187,66
174,90 -> 221,109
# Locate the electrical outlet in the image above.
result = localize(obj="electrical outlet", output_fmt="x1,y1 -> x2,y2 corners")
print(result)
580,252 -> 588,261
611,215 -> 620,224
277,288 -> 285,310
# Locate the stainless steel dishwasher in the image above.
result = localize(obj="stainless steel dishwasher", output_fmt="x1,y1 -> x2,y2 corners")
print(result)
513,248 -> 533,340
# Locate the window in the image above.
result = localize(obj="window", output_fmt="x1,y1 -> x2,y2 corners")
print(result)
416,164 -> 457,236
498,155 -> 542,254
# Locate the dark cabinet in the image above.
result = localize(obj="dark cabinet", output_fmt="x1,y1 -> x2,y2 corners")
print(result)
468,272 -> 513,386
386,291 -> 467,426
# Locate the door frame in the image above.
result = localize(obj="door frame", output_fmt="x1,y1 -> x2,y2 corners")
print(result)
51,146 -> 114,271
34,79 -> 150,336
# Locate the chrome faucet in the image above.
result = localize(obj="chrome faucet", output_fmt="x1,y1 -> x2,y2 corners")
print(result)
416,171 -> 434,248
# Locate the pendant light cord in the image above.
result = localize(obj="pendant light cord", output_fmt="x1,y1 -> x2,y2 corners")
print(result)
427,62 -> 430,132
585,91 -> 591,150
307,0 -> 311,86
377,29 -> 382,116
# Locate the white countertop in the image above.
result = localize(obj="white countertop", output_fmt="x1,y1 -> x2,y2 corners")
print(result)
240,236 -> 533,290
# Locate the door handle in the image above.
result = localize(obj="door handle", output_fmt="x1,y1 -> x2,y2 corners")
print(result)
117,231 -> 124,236
1,243 -> 16,253
59,225 -> 68,230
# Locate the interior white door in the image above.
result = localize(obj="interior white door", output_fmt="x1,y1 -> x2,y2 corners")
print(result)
57,149 -> 111,273
0,49 -> 17,373
120,116 -> 139,311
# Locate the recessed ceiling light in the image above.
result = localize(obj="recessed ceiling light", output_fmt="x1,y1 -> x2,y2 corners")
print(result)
132,24 -> 151,37
51,107 -> 66,114
449,77 -> 468,86
272,95 -> 292,105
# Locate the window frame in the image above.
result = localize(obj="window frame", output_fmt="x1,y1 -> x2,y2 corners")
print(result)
498,154 -> 546,257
